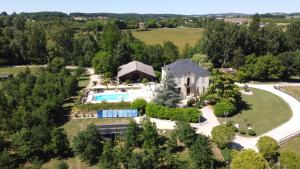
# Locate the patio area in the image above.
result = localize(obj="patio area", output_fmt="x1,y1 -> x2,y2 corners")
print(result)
85,82 -> 157,103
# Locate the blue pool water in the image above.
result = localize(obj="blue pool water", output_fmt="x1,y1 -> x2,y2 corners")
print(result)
94,93 -> 130,102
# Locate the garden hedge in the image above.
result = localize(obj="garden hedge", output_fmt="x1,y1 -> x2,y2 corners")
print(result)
145,103 -> 201,123
73,102 -> 132,112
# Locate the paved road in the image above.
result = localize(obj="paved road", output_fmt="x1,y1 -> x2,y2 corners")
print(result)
233,84 -> 300,150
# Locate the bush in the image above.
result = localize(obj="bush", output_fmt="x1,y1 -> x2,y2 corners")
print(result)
56,161 -> 68,169
214,101 -> 236,117
238,128 -> 246,135
103,72 -> 113,79
125,79 -> 131,84
226,121 -> 238,132
187,98 -> 196,107
194,98 -> 206,109
131,99 -> 148,115
73,102 -> 132,112
145,103 -> 201,123
257,136 -> 279,161
155,71 -> 161,81
231,149 -> 268,169
141,78 -> 149,84
211,125 -> 235,149
75,67 -> 86,77
247,128 -> 256,136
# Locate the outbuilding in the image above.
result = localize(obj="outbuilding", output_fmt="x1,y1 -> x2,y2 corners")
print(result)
117,61 -> 156,82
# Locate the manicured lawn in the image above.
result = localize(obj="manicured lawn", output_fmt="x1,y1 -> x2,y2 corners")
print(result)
219,88 -> 292,135
279,136 -> 300,155
78,73 -> 90,89
278,86 -> 300,102
0,66 -> 40,76
132,28 -> 205,50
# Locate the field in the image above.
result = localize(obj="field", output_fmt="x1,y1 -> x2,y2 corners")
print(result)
279,136 -> 300,155
278,86 -> 300,102
132,28 -> 205,50
219,88 -> 292,135
0,66 -> 41,76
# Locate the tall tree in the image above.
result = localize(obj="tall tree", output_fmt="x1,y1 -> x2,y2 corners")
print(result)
190,135 -> 214,169
154,69 -> 181,108
72,124 -> 103,164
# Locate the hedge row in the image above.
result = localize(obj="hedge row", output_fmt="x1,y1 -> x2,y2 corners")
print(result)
145,103 -> 201,123
73,102 -> 132,112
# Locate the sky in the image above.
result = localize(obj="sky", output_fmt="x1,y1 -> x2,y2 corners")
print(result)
1,0 -> 300,15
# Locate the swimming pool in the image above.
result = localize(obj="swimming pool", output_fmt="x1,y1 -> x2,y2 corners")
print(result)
94,93 -> 130,102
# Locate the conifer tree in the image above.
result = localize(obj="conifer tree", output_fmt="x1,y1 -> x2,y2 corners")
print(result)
154,69 -> 181,108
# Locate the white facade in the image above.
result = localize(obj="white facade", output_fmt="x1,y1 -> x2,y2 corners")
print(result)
162,69 -> 209,97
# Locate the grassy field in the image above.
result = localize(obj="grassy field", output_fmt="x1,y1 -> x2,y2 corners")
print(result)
219,88 -> 292,135
132,28 -> 205,50
278,86 -> 300,102
0,66 -> 40,76
279,136 -> 300,155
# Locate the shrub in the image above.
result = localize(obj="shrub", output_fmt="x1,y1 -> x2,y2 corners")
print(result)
125,79 -> 132,84
141,78 -> 149,84
131,99 -> 148,115
75,67 -> 86,77
238,128 -> 246,135
103,72 -> 113,79
92,81 -> 97,86
145,103 -> 201,123
194,98 -> 206,109
257,136 -> 279,161
155,71 -> 161,81
247,128 -> 256,136
211,125 -> 235,149
73,102 -> 132,112
56,161 -> 69,169
187,98 -> 196,107
226,121 -> 238,132
231,149 -> 268,169
213,101 -> 236,117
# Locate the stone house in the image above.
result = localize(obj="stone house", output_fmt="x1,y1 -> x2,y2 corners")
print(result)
162,59 -> 210,97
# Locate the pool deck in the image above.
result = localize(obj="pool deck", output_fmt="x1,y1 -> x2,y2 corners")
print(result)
86,83 -> 157,103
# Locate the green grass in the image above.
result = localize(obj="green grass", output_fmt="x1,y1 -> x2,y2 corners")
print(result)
132,28 -> 205,50
0,66 -> 40,76
278,86 -> 300,102
78,73 -> 90,89
63,118 -> 131,141
219,88 -> 292,135
280,136 -> 300,155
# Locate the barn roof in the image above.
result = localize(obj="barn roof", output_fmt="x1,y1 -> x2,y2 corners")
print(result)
117,61 -> 156,78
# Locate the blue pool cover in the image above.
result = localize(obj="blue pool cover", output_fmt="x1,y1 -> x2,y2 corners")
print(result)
97,109 -> 138,118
